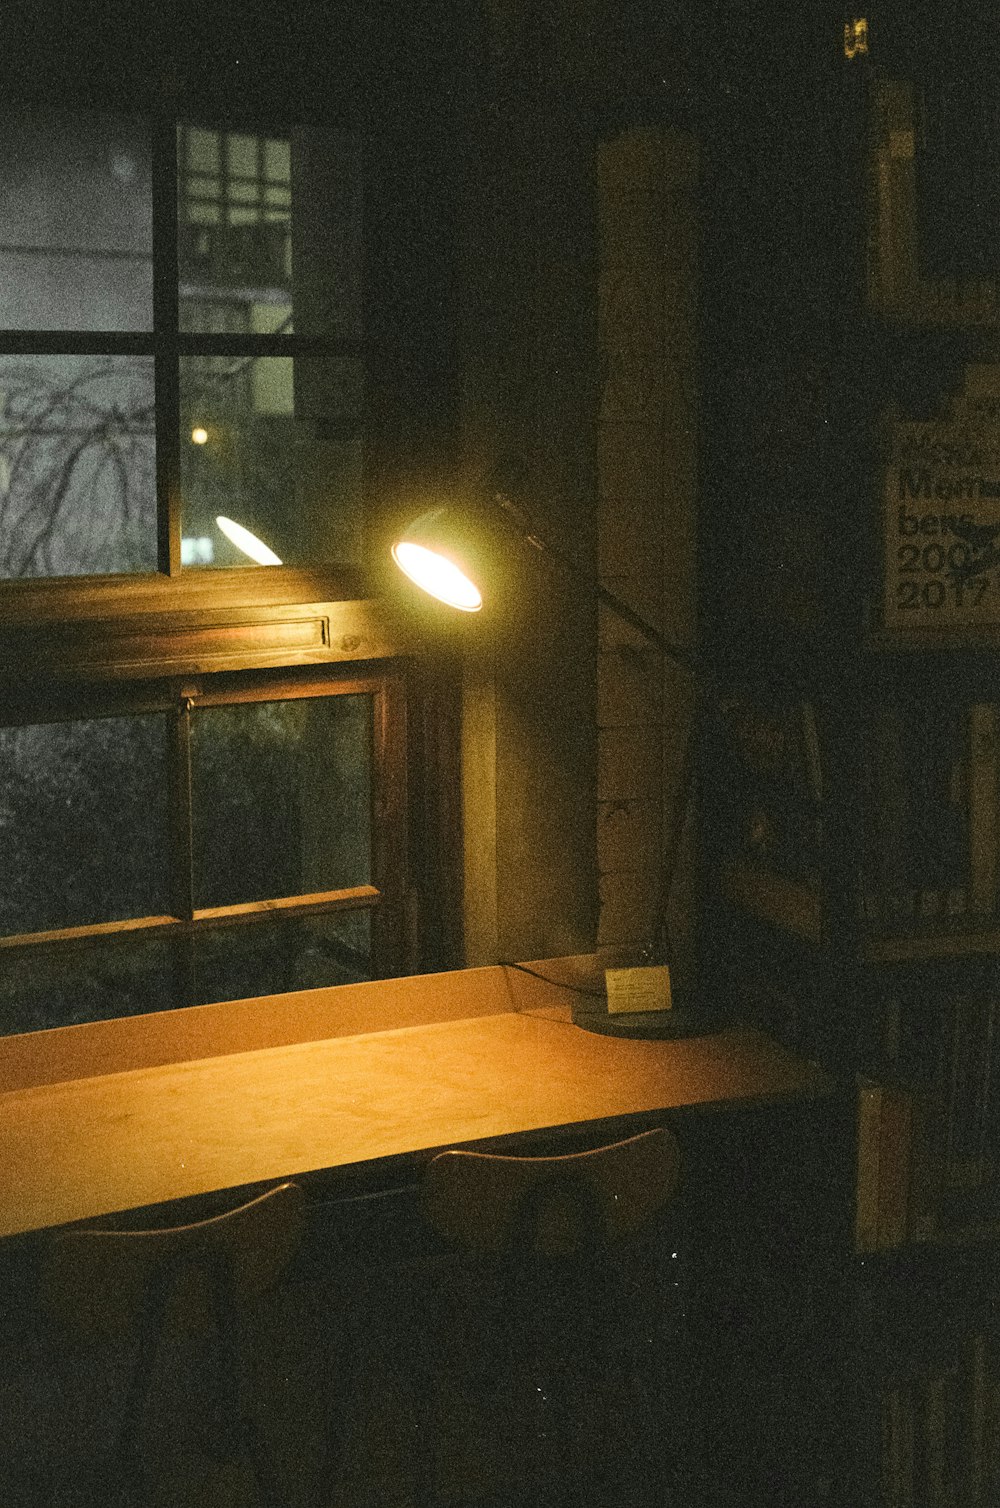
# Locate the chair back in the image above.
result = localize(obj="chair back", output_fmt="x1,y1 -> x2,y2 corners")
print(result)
43,1181 -> 306,1340
423,1127 -> 680,1258
40,1182 -> 305,1508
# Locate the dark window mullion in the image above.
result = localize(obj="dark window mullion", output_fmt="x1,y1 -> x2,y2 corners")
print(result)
169,693 -> 196,923
169,691 -> 198,1006
152,116 -> 182,577
0,331 -> 153,356
175,332 -> 360,358
371,675 -> 407,976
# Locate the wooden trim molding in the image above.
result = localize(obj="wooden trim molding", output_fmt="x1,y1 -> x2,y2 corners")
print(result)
0,598 -> 418,683
0,887 -> 383,955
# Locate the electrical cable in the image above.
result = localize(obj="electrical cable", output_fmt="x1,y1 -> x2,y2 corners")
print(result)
498,959 -> 606,998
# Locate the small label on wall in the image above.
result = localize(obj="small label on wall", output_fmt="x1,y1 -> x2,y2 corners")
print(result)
605,965 -> 673,1015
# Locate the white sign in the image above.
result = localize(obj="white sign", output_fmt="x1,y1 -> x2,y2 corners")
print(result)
883,417 -> 1000,631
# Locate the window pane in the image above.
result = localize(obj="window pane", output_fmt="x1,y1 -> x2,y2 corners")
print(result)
0,112 -> 152,331
177,123 -> 360,340
0,937 -> 176,1036
0,715 -> 170,935
186,128 -> 219,173
192,910 -> 372,1006
190,695 -> 372,908
226,134 -> 258,177
178,355 -> 362,568
0,355 -> 156,578
187,201 -> 221,226
264,138 -> 290,183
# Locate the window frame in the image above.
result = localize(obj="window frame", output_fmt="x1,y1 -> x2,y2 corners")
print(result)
0,101 -> 457,1024
0,109 -> 368,603
0,663 -> 408,1022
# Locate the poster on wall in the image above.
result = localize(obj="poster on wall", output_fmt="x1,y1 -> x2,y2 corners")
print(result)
883,383 -> 1000,634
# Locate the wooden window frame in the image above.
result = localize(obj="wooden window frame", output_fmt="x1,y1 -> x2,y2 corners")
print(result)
0,103 -> 459,1016
0,664 -> 408,1014
0,109 -> 367,615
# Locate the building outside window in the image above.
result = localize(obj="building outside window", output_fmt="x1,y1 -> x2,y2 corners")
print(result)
0,110 -> 363,578
0,109 -> 409,1037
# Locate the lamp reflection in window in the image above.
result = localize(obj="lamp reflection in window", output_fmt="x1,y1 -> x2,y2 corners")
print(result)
216,514 -> 282,566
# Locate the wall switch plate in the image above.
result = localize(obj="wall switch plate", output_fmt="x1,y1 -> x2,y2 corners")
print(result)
605,965 -> 673,1015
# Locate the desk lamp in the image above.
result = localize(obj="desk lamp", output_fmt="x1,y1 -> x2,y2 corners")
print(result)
392,493 -> 715,1040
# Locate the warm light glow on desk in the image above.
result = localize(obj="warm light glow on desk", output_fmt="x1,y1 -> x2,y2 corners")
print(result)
216,515 -> 282,566
390,492 -> 707,1039
391,539 -> 483,612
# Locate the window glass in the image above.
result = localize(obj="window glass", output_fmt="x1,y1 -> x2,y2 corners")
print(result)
179,354 -> 363,568
190,694 -> 372,908
0,355 -> 156,578
226,134 -> 258,177
0,673 -> 390,1039
265,139 -> 291,183
0,909 -> 372,1038
177,123 -> 361,340
0,936 -> 177,1036
0,714 -> 170,935
0,112 -> 152,332
0,115 -> 364,580
192,910 -> 371,1006
186,128 -> 220,174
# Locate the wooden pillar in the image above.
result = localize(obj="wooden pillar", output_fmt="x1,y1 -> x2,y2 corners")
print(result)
596,128 -> 700,983
458,3 -> 600,963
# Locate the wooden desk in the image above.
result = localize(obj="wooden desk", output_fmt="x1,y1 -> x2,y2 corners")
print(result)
0,965 -> 831,1238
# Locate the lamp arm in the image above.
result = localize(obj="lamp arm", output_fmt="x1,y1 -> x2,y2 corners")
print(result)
490,490 -> 708,970
492,491 -> 702,677
595,583 -> 702,677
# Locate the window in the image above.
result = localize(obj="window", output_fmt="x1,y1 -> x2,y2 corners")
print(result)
0,109 -> 363,579
0,669 -> 406,1036
178,125 -> 293,314
0,110 -> 421,1038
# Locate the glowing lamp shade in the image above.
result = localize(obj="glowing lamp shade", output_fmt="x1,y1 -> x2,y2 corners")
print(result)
391,509 -> 483,612
215,515 -> 282,566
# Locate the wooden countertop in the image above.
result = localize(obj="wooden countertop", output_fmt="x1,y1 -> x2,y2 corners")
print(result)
0,965 -> 831,1239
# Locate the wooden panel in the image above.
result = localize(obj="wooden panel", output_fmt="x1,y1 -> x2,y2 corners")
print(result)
62,615 -> 331,671
597,871 -> 657,948
0,599 -> 414,683
597,800 -> 663,878
0,963 -> 522,1095
596,128 -> 699,963
598,727 -> 663,802
455,30 -> 598,965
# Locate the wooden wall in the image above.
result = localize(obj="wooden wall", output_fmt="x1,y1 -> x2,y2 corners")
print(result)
596,128 -> 700,981
456,6 -> 601,963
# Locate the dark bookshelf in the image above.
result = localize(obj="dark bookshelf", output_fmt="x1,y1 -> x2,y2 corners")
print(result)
700,8 -> 1000,1502
701,0 -> 1000,1243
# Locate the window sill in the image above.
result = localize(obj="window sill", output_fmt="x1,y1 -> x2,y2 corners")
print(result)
0,564 -> 368,623
0,586 -> 420,683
